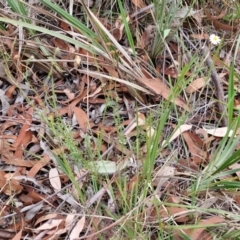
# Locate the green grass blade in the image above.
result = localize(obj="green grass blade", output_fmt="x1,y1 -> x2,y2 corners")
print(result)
0,17 -> 99,54
40,0 -> 99,44
117,0 -> 136,55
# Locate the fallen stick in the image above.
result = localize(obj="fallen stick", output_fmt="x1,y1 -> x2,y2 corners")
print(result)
201,46 -> 228,127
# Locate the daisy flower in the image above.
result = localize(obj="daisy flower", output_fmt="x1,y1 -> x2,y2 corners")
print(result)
209,34 -> 221,45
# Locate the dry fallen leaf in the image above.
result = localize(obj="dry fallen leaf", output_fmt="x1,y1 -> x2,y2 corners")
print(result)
186,78 -> 207,93
153,166 -> 175,191
190,216 -> 225,240
63,88 -> 75,100
49,168 -> 61,191
183,132 -> 208,163
132,0 -> 147,8
204,127 -> 235,138
167,206 -> 189,223
34,219 -> 64,232
229,163 -> 240,180
162,124 -> 192,146
12,107 -> 33,148
34,214 -> 60,226
25,202 -> 44,222
174,216 -> 225,240
73,106 -> 89,133
69,215 -> 85,240
138,77 -> 190,111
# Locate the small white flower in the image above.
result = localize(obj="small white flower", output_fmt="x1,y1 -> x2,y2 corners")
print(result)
209,34 -> 221,45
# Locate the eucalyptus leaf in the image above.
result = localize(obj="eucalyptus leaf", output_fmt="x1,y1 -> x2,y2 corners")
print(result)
89,160 -> 117,174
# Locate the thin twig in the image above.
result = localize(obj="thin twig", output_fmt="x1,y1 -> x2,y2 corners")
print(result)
201,46 -> 228,127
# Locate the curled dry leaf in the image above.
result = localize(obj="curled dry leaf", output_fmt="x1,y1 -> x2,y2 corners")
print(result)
63,214 -> 77,233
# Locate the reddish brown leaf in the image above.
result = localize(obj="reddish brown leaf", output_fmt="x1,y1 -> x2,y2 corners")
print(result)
205,8 -> 227,20
2,155 -> 39,167
132,0 -> 147,8
178,158 -> 199,171
140,25 -> 155,49
182,132 -> 208,163
12,230 -> 23,240
167,207 -> 189,223
73,107 -> 89,132
0,170 -> 6,190
53,38 -> 69,51
14,130 -> 32,158
205,8 -> 239,31
138,78 -> 190,111
12,107 -> 33,148
164,67 -> 179,78
191,216 -> 225,240
27,155 -> 50,178
60,21 -> 71,31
